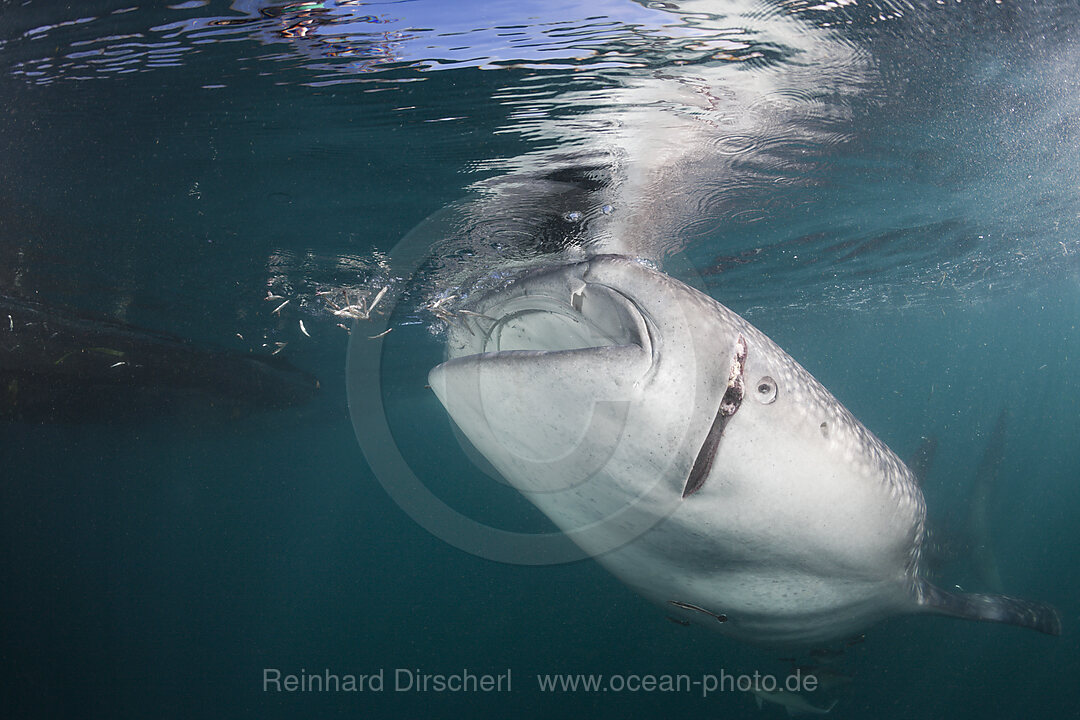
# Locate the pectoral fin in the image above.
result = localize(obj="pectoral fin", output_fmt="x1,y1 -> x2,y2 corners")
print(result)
915,580 -> 1061,635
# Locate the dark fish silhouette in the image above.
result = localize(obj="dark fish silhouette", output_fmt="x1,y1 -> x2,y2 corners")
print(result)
0,294 -> 318,423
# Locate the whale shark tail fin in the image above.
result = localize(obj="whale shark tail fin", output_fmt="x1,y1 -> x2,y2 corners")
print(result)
915,580 -> 1061,636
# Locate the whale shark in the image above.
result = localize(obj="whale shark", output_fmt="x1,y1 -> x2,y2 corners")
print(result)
428,255 -> 1060,647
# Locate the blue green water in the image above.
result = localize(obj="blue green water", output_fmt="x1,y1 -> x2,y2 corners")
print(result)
1,1 -> 1078,717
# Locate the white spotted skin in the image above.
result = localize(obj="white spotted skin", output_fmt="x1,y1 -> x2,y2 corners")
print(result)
431,255 -> 927,647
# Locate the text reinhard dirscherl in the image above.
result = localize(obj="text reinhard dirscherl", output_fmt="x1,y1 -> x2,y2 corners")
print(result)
262,668 -> 820,698
263,668 -> 512,694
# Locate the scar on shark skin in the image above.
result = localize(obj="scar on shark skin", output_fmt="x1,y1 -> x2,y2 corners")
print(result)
682,334 -> 747,498
668,600 -> 729,623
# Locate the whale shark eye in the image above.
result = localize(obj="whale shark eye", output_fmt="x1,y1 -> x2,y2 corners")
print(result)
753,376 -> 777,404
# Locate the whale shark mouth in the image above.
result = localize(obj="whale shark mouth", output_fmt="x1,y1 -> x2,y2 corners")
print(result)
473,283 -> 650,356
428,262 -> 665,497
683,334 -> 747,498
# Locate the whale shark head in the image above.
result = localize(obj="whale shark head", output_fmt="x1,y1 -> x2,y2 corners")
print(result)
431,254 -> 735,501
428,255 -> 1060,644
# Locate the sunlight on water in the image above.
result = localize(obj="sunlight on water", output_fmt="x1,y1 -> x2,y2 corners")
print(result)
3,0 -> 1078,331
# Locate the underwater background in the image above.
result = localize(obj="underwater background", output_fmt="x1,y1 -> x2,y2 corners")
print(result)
1,1 -> 1078,717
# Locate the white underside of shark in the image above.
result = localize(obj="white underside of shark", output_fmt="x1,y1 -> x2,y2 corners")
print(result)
429,255 -> 1060,646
